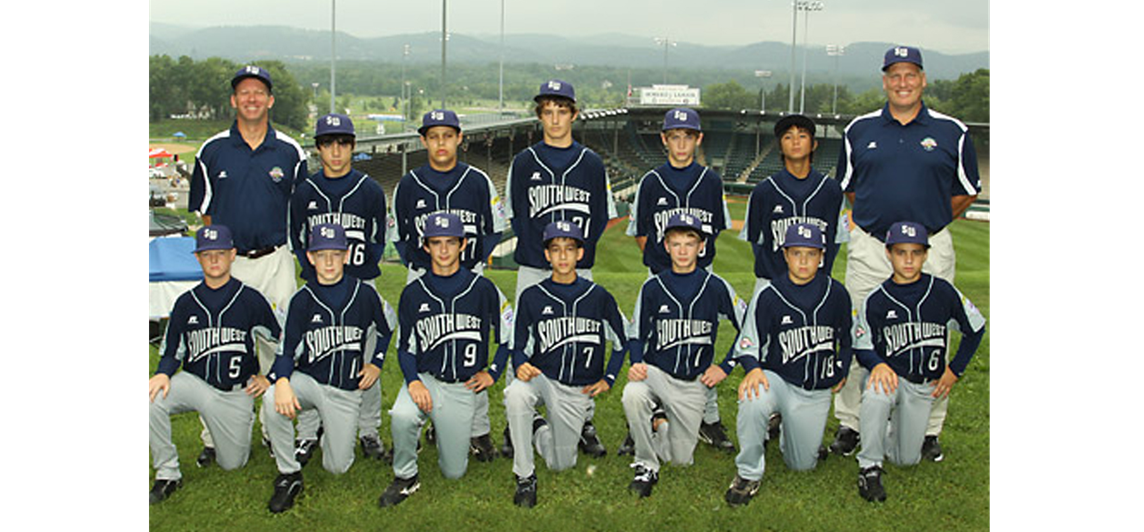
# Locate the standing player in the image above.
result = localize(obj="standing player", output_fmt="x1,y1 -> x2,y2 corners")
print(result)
148,225 -> 281,504
625,106 -> 735,453
188,65 -> 308,464
503,221 -> 629,508
852,221 -> 985,502
504,79 -> 617,457
740,114 -> 843,295
389,109 -> 507,461
724,223 -> 852,507
379,213 -> 513,508
262,223 -> 396,513
622,213 -> 744,498
830,46 -> 982,460
289,113 -> 390,465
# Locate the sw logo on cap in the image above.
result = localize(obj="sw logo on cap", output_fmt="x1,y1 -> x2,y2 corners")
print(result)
325,115 -> 341,126
203,228 -> 218,240
435,216 -> 450,228
894,47 -> 910,57
431,111 -> 445,121
245,66 -> 262,75
798,226 -> 813,239
681,214 -> 695,225
547,81 -> 562,91
900,225 -> 917,238
321,226 -> 336,238
556,221 -> 572,232
673,110 -> 688,121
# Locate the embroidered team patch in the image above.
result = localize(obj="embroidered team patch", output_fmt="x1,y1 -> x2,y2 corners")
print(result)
738,336 -> 755,351
920,137 -> 938,151
269,166 -> 285,182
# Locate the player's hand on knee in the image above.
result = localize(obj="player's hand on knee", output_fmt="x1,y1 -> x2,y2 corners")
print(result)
246,375 -> 270,397
738,368 -> 768,400
700,365 -> 727,388
274,378 -> 300,419
516,362 -> 542,382
931,367 -> 959,399
628,362 -> 649,382
409,380 -> 433,413
466,371 -> 494,393
358,363 -> 382,390
581,379 -> 610,397
149,374 -> 171,403
867,364 -> 898,395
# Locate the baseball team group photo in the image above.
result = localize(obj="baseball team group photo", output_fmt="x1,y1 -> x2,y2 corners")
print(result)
147,3 -> 990,530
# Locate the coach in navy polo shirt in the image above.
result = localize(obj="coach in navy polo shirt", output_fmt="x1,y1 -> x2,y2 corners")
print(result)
829,46 -> 982,462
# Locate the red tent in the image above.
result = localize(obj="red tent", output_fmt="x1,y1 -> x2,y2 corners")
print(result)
149,147 -> 173,159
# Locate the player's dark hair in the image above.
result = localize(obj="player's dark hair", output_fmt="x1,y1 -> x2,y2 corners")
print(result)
544,236 -> 584,250
315,134 -> 355,149
534,96 -> 578,118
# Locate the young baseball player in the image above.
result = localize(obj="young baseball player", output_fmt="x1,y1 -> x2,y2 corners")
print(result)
503,221 -> 629,508
624,106 -> 735,454
740,114 -> 843,295
149,225 -> 282,505
262,223 -> 396,513
188,65 -> 308,466
379,212 -> 513,508
503,79 -> 618,458
290,113 -> 391,466
389,109 -> 507,461
724,223 -> 853,507
622,213 -> 744,498
852,221 -> 985,502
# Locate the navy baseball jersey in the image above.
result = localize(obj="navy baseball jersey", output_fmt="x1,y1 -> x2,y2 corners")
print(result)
853,273 -> 986,381
629,269 -> 746,380
270,277 -> 396,391
513,277 -> 628,387
156,278 -> 281,390
627,162 -> 731,273
290,168 -> 388,282
505,141 -> 618,269
837,102 -> 982,238
189,122 -> 308,252
388,162 -> 507,272
396,268 -> 513,384
734,274 -> 853,390
740,168 -> 843,280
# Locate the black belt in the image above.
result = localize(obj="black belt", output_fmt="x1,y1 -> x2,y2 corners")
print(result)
238,245 -> 279,259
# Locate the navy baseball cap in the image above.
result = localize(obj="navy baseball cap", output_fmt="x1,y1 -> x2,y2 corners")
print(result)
782,223 -> 826,250
422,212 -> 465,239
534,79 -> 576,103
308,223 -> 348,252
315,113 -> 355,138
665,212 -> 705,235
774,114 -> 816,138
662,107 -> 701,132
542,220 -> 585,246
231,65 -> 273,92
882,46 -> 924,71
418,109 -> 462,136
195,225 -> 234,252
884,221 -> 930,248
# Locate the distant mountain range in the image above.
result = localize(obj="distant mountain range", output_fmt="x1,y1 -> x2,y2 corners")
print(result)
149,23 -> 988,81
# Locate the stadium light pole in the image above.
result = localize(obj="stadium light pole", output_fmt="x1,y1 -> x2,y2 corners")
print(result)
827,44 -> 845,114
799,1 -> 824,114
401,44 -> 410,128
789,0 -> 798,113
654,37 -> 677,84
330,0 -> 337,113
441,0 -> 447,110
499,0 -> 505,115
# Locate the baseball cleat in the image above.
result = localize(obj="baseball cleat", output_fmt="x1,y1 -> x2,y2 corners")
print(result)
268,471 -> 304,513
470,433 -> 499,462
767,413 -> 782,441
618,431 -> 635,456
698,420 -> 736,452
196,446 -> 216,468
628,464 -> 659,498
858,466 -> 887,502
500,425 -> 514,459
578,421 -> 607,457
360,434 -> 390,463
425,423 -> 437,446
829,426 -> 860,456
921,435 -> 944,462
818,445 -> 829,461
724,475 -> 761,507
514,473 -> 538,508
294,438 -> 318,466
149,478 -> 182,505
378,474 -> 420,508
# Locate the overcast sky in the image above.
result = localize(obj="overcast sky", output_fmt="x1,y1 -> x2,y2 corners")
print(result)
149,0 -> 989,55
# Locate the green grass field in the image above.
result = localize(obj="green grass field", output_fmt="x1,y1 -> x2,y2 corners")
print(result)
148,210 -> 989,531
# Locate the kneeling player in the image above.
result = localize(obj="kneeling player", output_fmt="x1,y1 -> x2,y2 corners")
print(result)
262,224 -> 396,513
724,223 -> 852,507
622,213 -> 744,498
149,225 -> 281,505
379,212 -> 513,508
504,221 -> 628,508
852,222 -> 985,502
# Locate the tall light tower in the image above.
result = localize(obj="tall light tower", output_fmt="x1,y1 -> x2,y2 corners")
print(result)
798,1 -> 824,114
499,0 -> 505,115
330,0 -> 337,113
788,0 -> 798,113
440,0 -> 448,110
654,36 -> 677,84
401,44 -> 410,127
827,44 -> 845,114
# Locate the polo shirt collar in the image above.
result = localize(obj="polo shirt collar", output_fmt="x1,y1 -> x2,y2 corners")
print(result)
879,101 -> 931,126
228,120 -> 278,151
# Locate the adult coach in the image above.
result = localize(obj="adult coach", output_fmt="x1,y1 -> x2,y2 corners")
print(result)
830,46 -> 982,461
504,79 -> 617,457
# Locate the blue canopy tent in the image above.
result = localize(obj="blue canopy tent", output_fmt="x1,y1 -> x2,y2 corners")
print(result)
149,236 -> 202,343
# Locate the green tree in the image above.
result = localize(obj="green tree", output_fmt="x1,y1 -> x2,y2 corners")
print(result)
702,80 -> 755,111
